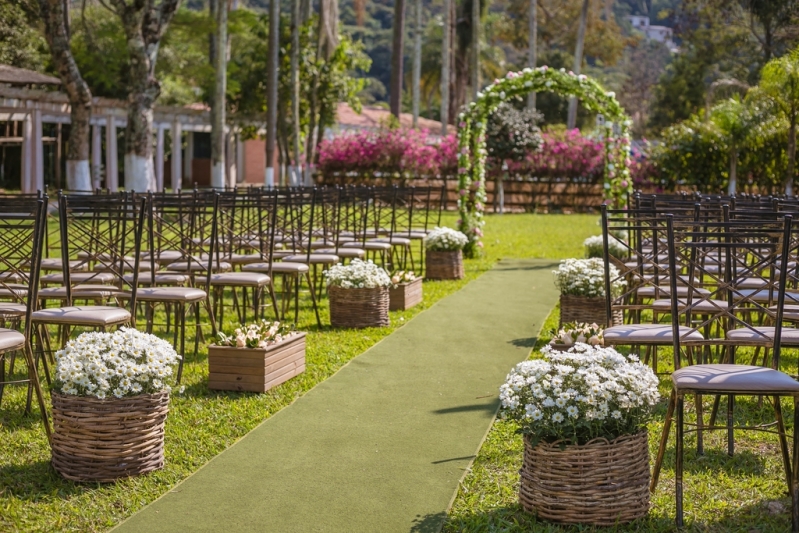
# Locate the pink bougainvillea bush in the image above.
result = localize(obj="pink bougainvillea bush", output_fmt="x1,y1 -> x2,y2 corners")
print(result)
504,129 -> 604,181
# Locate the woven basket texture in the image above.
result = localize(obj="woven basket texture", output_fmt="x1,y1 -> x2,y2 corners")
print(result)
51,391 -> 169,482
329,285 -> 389,328
520,430 -> 650,525
425,250 -> 464,280
559,294 -> 622,327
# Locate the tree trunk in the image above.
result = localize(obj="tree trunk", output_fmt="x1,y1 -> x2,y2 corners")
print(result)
265,0 -> 280,187
567,0 -> 590,129
527,0 -> 537,110
728,142 -> 737,195
389,0 -> 406,117
211,0 -> 228,189
440,0 -> 450,135
109,0 -> 180,192
39,0 -> 92,191
411,0 -> 422,128
290,0 -> 301,185
471,0 -> 480,100
788,116 -> 796,196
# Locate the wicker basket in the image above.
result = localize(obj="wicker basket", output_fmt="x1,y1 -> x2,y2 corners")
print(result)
559,294 -> 622,327
329,285 -> 389,328
51,391 -> 170,482
519,430 -> 650,526
425,250 -> 464,280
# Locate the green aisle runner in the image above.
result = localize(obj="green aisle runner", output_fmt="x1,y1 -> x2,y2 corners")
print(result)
113,259 -> 559,533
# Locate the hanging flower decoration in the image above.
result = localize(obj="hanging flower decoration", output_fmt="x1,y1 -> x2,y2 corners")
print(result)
457,67 -> 633,257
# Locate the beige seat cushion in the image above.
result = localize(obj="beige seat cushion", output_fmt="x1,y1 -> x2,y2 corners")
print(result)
342,241 -> 391,252
243,262 -> 309,274
0,284 -> 27,298
726,327 -> 799,344
774,305 -> 799,321
207,272 -> 271,287
124,273 -> 190,286
282,254 -> 340,265
673,364 -> 799,393
370,237 -> 412,246
652,298 -> 728,313
317,247 -> 366,259
735,289 -> 799,304
39,284 -> 117,299
0,328 -> 25,352
604,324 -> 704,344
227,254 -> 265,265
40,258 -> 87,272
0,272 -> 22,283
125,287 -> 207,302
41,272 -> 116,284
141,250 -> 184,265
636,286 -> 710,298
0,303 -> 26,316
167,260 -> 232,272
31,306 -> 131,326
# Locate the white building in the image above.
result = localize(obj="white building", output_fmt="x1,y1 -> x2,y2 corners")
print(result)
627,15 -> 678,52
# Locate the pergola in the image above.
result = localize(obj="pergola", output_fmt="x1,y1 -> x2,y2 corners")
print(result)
0,65 -> 251,193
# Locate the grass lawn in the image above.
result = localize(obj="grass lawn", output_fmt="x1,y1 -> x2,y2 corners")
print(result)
0,213 -> 598,532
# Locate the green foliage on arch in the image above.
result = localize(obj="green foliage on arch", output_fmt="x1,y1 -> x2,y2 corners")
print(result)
456,67 -> 633,257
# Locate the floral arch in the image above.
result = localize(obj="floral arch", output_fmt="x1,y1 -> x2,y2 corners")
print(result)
456,67 -> 633,257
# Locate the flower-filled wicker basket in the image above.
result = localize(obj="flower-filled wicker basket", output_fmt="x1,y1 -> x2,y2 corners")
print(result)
51,391 -> 170,482
329,285 -> 389,328
554,258 -> 624,327
560,295 -> 622,327
519,431 -> 650,525
424,227 -> 468,280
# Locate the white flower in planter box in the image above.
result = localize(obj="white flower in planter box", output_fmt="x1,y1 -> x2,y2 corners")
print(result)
324,259 -> 392,289
424,227 -> 469,251
553,258 -> 624,298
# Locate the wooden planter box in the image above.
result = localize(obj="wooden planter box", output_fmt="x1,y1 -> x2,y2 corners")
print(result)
329,286 -> 390,328
389,278 -> 423,311
425,250 -> 464,280
207,333 -> 306,393
559,295 -> 622,327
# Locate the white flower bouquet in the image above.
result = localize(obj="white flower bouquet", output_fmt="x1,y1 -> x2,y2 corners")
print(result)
584,235 -> 626,259
216,320 -> 297,349
424,227 -> 469,251
53,328 -> 180,399
499,344 -> 660,445
551,322 -> 604,347
390,270 -> 417,286
553,258 -> 624,298
324,258 -> 392,289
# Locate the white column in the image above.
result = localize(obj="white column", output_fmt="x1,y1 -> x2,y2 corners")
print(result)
226,130 -> 236,187
171,121 -> 182,191
236,134 -> 245,184
21,112 -> 33,193
155,126 -> 165,192
105,116 -> 118,191
184,130 -> 193,184
92,124 -> 102,191
33,109 -> 44,192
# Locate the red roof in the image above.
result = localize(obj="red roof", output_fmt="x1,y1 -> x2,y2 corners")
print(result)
0,64 -> 60,86
336,103 -> 455,135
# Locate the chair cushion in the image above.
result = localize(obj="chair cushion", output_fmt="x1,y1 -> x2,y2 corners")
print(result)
242,262 -> 309,274
726,327 -> 799,344
0,272 -> 21,282
370,237 -> 412,246
282,254 -> 340,264
207,272 -> 271,287
127,287 -> 208,302
734,289 -> 799,304
31,306 -> 131,326
140,250 -> 184,265
636,286 -> 711,298
227,254 -> 265,265
167,261 -> 232,272
604,324 -> 704,344
124,273 -> 190,286
651,298 -> 728,313
673,364 -> 799,393
39,285 -> 117,299
342,241 -> 391,252
40,258 -> 87,272
316,247 -> 366,259
0,303 -> 26,316
0,328 -> 25,352
0,284 -> 27,298
41,272 -> 116,284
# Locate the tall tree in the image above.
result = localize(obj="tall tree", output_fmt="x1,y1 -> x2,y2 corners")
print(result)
566,0 -> 589,129
527,0 -> 537,110
104,0 -> 180,192
710,97 -> 749,194
412,0 -> 422,127
389,0 -> 406,117
441,0 -> 451,135
39,0 -> 93,191
211,0 -> 228,189
758,48 -> 799,195
290,0 -> 301,185
471,0 -> 480,99
266,0 -> 279,186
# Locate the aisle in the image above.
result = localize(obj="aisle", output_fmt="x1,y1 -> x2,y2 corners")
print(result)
112,259 -> 559,533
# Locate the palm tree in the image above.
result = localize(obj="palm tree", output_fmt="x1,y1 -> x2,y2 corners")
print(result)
527,0 -> 537,110
412,0 -> 422,128
390,0 -> 407,117
211,0 -> 228,188
710,97 -> 749,195
567,0 -> 589,129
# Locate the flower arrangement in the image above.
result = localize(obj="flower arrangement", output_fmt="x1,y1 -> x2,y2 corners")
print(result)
53,328 -> 180,399
584,235 -> 626,259
551,322 -> 604,347
390,270 -> 417,286
216,320 -> 297,349
424,227 -> 469,251
324,259 -> 392,289
553,258 -> 624,298
499,343 -> 659,445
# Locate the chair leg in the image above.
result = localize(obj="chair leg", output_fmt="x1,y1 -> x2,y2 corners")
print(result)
775,395 -> 793,492
727,394 -> 735,457
304,271 -> 322,328
676,393 -> 685,529
793,397 -> 799,532
696,393 -> 704,456
267,280 -> 280,321
651,389 -> 676,492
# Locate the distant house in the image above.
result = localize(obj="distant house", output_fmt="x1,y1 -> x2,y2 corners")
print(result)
627,15 -> 678,52
330,103 -> 454,138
